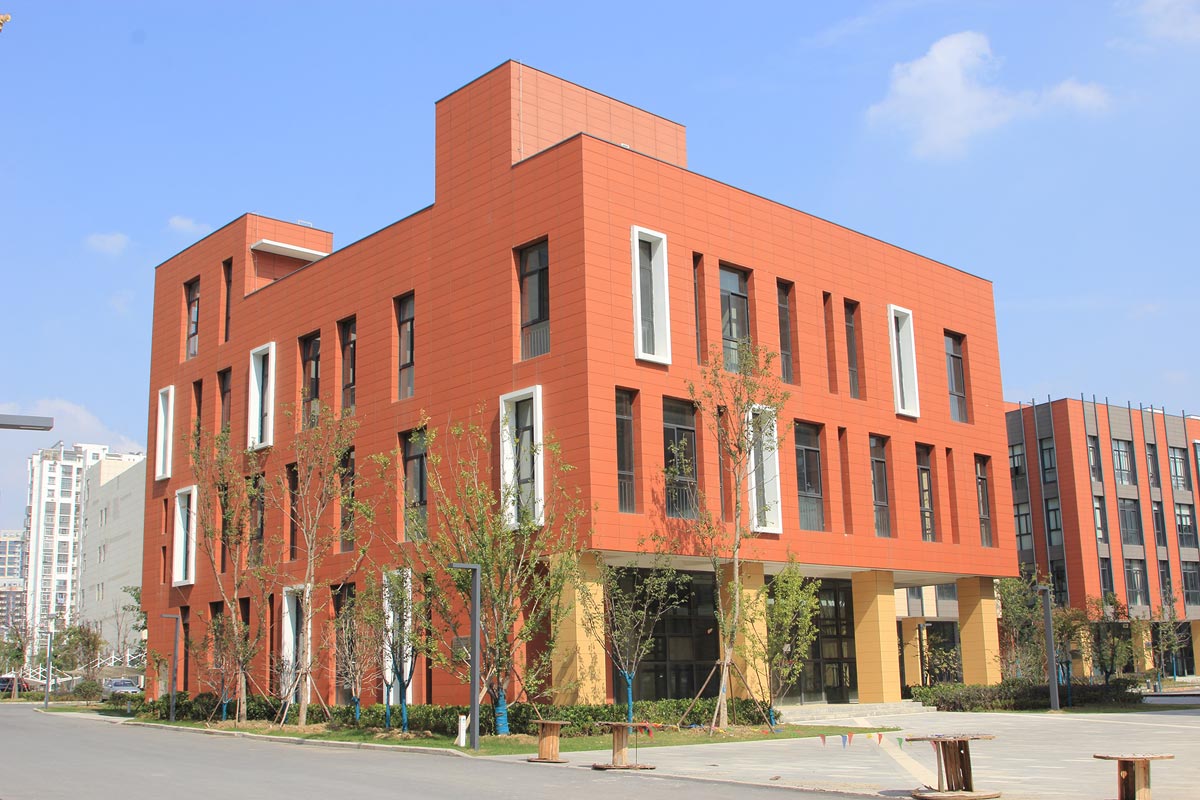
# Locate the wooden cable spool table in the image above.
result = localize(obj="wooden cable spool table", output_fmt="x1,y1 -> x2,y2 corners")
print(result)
527,720 -> 571,763
1093,753 -> 1173,800
591,721 -> 658,770
904,734 -> 998,799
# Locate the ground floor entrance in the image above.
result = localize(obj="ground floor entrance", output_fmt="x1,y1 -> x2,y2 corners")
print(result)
786,580 -> 858,704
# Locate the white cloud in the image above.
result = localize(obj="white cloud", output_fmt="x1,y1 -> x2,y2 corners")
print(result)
868,32 -> 1110,158
1135,0 -> 1200,43
168,215 -> 212,236
85,232 -> 130,256
108,289 -> 134,316
0,399 -> 144,528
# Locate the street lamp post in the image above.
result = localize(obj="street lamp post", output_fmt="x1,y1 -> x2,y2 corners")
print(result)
161,614 -> 181,722
43,626 -> 54,711
1036,584 -> 1060,711
916,622 -> 930,687
449,562 -> 480,752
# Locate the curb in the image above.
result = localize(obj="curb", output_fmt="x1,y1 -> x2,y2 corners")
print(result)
119,720 -> 469,757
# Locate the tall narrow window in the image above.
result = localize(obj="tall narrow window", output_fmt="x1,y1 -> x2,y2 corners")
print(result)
1125,558 -> 1149,606
339,448 -> 355,552
1169,446 -> 1191,491
249,475 -> 265,566
664,399 -> 697,519
632,227 -> 671,363
693,253 -> 704,364
185,278 -> 200,360
777,282 -> 795,384
1099,557 -> 1115,596
616,390 -> 636,513
794,423 -> 824,532
155,386 -> 175,480
499,386 -> 544,526
287,464 -> 298,561
1050,559 -> 1068,605
719,266 -> 749,371
192,379 -> 203,438
222,259 -> 232,343
1153,501 -> 1168,547
976,456 -> 992,546
1094,496 -> 1109,542
1159,560 -> 1173,604
300,332 -> 321,428
172,486 -> 197,586
396,294 -> 415,399
1014,503 -> 1032,550
1118,498 -> 1143,547
1009,443 -> 1025,477
248,342 -> 276,449
844,300 -> 861,399
1087,435 -> 1103,481
519,241 -> 550,359
945,332 -> 967,422
1176,503 -> 1198,549
870,435 -> 890,537
218,369 -> 231,431
888,305 -> 919,417
1046,497 -> 1063,546
1183,562 -> 1200,606
403,431 -> 428,540
917,445 -> 936,542
339,317 -> 356,413
747,406 -> 781,533
1039,437 -> 1057,482
1112,439 -> 1136,485
1146,443 -> 1161,489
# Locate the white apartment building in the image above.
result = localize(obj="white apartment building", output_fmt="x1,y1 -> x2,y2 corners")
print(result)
77,456 -> 145,658
0,529 -> 25,637
23,443 -> 140,648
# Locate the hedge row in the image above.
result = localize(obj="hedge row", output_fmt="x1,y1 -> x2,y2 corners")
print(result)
132,692 -> 765,735
910,678 -> 1142,712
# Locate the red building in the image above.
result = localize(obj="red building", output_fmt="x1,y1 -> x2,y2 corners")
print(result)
143,62 -> 1015,708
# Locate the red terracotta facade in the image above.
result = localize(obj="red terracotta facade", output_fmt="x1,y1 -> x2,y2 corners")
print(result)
143,62 -> 1016,705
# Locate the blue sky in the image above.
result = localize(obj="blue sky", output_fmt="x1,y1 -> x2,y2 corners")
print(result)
1,1 -> 1198,528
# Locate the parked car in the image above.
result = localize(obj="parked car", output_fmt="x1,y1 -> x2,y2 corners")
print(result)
0,675 -> 31,694
102,678 -> 141,697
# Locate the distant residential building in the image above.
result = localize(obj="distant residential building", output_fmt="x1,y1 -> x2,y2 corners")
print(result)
77,455 -> 145,658
1007,398 -> 1200,676
23,442 -> 140,649
0,529 -> 25,637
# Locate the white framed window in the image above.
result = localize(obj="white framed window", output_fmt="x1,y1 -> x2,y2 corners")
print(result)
279,586 -> 310,702
499,385 -> 544,527
248,342 -> 276,449
887,305 -> 920,418
746,405 -> 782,533
172,485 -> 197,587
631,226 -> 672,364
382,569 -> 414,706
155,386 -> 175,480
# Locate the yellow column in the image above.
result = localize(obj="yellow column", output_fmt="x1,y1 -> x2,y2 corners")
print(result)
551,552 -> 607,704
957,577 -> 1002,686
900,617 -> 924,688
1132,624 -> 1155,673
717,561 -> 769,702
852,570 -> 901,702
1191,622 -> 1200,676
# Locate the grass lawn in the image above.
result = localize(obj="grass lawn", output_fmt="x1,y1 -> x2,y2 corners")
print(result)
46,709 -> 894,757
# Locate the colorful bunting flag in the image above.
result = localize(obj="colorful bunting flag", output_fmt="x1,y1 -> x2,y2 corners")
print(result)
840,734 -> 848,748
819,735 -> 826,747
848,733 -> 855,746
877,733 -> 883,745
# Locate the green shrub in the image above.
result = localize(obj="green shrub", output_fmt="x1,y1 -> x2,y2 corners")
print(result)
910,678 -> 1141,711
73,680 -> 103,701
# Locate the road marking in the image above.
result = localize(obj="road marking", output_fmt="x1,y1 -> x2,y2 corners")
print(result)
852,717 -> 936,789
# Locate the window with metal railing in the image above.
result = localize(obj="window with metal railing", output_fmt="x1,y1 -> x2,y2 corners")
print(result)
795,423 -> 824,531
616,390 -> 636,513
870,435 -> 890,536
519,241 -> 549,359
917,445 -> 936,542
664,399 -> 697,519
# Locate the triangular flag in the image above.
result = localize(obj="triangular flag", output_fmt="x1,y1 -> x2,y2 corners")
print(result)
841,734 -> 848,748
897,737 -> 904,749
877,733 -> 883,745
848,733 -> 854,746
819,735 -> 826,746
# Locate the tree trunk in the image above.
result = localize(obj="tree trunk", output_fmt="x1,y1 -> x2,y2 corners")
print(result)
298,585 -> 313,727
237,668 -> 247,723
495,679 -> 510,735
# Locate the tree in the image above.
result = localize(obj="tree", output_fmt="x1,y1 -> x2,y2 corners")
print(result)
741,561 -> 820,725
1087,592 -> 1134,686
678,340 -> 788,729
115,585 -> 146,663
190,425 -> 268,723
921,626 -> 963,685
1149,592 -> 1185,691
55,623 -> 105,680
376,568 -> 433,732
578,547 -> 690,722
259,404 -> 361,726
405,413 -> 584,735
996,573 -> 1044,680
1052,604 -> 1088,699
1,621 -> 30,698
330,582 -> 384,723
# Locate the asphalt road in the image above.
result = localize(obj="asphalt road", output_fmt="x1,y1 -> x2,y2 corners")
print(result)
0,705 -> 850,800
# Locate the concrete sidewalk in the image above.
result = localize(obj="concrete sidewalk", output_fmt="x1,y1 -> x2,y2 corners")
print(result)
496,707 -> 1200,799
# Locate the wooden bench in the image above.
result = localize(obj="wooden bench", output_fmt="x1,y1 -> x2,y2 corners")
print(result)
1093,753 -> 1173,800
591,721 -> 657,770
527,720 -> 571,763
904,734 -> 999,799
